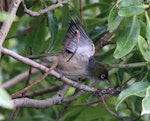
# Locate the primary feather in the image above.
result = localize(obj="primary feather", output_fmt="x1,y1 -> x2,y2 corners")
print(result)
63,19 -> 95,58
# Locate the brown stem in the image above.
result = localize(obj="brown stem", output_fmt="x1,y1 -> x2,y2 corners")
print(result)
0,0 -> 22,58
101,96 -> 126,121
12,85 -> 62,99
22,0 -> 70,17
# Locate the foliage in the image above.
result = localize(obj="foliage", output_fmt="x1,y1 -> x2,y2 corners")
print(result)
1,0 -> 150,121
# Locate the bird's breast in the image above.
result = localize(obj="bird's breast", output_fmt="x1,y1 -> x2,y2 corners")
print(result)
57,53 -> 89,80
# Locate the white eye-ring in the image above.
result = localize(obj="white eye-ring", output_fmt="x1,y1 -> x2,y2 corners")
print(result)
100,74 -> 106,80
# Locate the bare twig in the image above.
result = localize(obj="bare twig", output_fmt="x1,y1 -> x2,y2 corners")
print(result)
22,0 -> 70,17
107,62 -> 148,68
8,107 -> 20,121
10,87 -> 123,108
95,31 -> 115,51
13,85 -> 69,108
10,48 -> 34,121
101,96 -> 142,121
0,0 -> 22,58
68,95 -> 115,107
101,96 -> 126,121
122,70 -> 149,86
0,0 -> 9,11
22,49 -> 33,95
13,85 -> 62,99
55,89 -> 78,121
2,68 -> 39,89
55,105 -> 69,121
95,26 -> 119,51
63,90 -> 85,102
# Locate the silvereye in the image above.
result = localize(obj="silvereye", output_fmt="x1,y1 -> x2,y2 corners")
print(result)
29,19 -> 108,83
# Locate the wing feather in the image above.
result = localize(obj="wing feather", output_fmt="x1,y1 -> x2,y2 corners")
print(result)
63,19 -> 95,58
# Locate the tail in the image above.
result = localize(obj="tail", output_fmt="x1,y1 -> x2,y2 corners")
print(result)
27,53 -> 58,65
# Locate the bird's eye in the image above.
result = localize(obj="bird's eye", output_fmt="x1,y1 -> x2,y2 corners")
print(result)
100,74 -> 106,80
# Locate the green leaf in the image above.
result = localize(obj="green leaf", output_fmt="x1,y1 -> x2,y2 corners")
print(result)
141,86 -> 150,115
89,26 -> 107,41
114,16 -> 140,58
61,103 -> 116,121
46,12 -> 58,52
108,6 -> 123,31
138,35 -> 150,62
117,0 -> 149,17
116,82 -> 149,110
83,3 -> 108,11
85,18 -> 107,31
0,86 -> 15,109
61,4 -> 70,27
25,16 -> 46,54
47,12 -> 58,43
145,11 -> 150,45
50,27 -> 67,52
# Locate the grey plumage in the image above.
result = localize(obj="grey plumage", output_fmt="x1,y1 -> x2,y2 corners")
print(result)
63,19 -> 95,58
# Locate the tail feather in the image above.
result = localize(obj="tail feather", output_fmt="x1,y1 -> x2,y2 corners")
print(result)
27,53 -> 58,65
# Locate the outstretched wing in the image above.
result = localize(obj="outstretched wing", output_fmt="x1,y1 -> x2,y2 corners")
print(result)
63,19 -> 95,58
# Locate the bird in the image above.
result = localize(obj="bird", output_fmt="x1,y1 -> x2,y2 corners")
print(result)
29,19 -> 109,83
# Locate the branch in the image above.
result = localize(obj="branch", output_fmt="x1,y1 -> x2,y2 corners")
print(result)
63,90 -> 85,102
13,85 -> 62,98
101,96 -> 141,121
2,68 -> 39,90
95,31 -> 115,51
95,26 -> 119,51
10,58 -> 33,121
22,0 -> 70,17
68,95 -> 113,107
10,86 -> 123,108
13,85 -> 69,108
101,96 -> 126,121
0,0 -> 22,58
107,62 -> 148,68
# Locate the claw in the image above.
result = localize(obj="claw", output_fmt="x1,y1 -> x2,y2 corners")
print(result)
56,69 -> 64,80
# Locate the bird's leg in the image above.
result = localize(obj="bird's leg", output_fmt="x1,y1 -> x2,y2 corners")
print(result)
72,78 -> 82,94
56,69 -> 64,81
76,78 -> 82,88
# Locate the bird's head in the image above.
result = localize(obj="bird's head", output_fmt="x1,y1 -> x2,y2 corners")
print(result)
90,62 -> 109,83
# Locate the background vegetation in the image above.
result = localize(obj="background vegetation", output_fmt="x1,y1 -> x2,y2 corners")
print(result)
0,0 -> 150,121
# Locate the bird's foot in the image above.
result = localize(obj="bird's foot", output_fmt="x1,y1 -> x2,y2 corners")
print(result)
56,69 -> 64,80
75,78 -> 82,88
